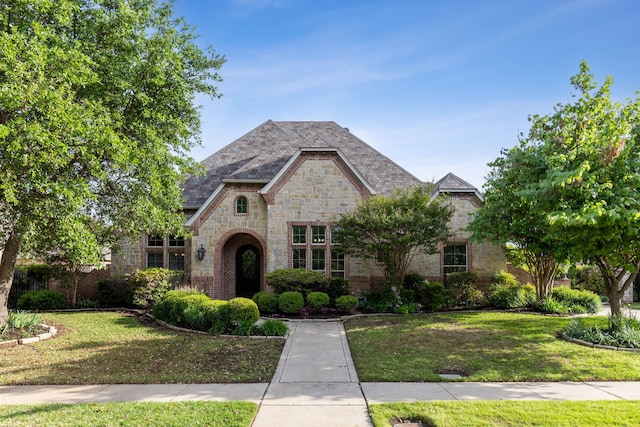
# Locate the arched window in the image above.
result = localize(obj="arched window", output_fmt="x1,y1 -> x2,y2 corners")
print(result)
236,196 -> 248,214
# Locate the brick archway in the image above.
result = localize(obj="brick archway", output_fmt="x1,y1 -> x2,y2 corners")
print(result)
214,229 -> 266,299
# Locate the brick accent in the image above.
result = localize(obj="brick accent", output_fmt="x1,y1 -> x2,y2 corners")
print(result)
213,228 -> 267,299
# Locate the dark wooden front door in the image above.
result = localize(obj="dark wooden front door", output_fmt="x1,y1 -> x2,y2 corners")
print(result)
236,245 -> 260,298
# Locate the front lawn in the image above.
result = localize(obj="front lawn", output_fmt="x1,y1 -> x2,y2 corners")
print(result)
0,312 -> 284,384
345,312 -> 640,382
0,401 -> 257,427
369,400 -> 640,427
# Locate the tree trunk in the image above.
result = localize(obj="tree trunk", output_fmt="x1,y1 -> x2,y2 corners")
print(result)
0,231 -> 21,326
523,250 -> 558,301
594,256 -> 638,316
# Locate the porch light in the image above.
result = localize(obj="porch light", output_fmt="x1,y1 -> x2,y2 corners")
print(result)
197,244 -> 206,261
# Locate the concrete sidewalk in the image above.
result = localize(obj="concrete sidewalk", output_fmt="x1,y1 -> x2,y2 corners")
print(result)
2,319 -> 640,426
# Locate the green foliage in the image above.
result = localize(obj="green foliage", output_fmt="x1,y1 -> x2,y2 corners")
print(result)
227,297 -> 260,325
444,271 -> 484,309
552,286 -> 602,314
17,290 -> 66,311
334,185 -> 454,285
488,283 -> 536,309
278,291 -> 305,314
232,320 -> 259,337
324,277 -> 351,302
536,298 -> 570,314
75,297 -> 99,309
422,281 -> 446,310
130,268 -> 183,309
97,276 -> 135,307
306,292 -> 330,309
265,269 -> 328,295
256,319 -> 288,337
0,0 -> 225,322
474,62 -> 640,314
252,292 -> 280,314
358,284 -> 419,314
569,265 -> 605,295
1,310 -> 42,337
335,295 -> 358,313
152,291 -> 229,333
564,315 -> 640,348
491,270 -> 519,287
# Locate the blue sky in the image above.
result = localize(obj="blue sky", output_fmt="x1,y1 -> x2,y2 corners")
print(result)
173,0 -> 639,189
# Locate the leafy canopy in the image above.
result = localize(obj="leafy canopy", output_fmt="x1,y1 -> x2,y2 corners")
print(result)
334,185 -> 453,286
0,0 -> 224,322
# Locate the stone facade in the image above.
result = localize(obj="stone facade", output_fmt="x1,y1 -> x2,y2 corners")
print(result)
110,121 -> 509,299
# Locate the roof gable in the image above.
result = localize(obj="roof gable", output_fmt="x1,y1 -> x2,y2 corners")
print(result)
432,172 -> 483,202
183,120 -> 423,208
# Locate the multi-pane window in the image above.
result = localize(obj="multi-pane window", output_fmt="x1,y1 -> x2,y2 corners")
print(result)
147,252 -> 163,268
292,226 -> 306,244
169,236 -> 184,247
168,251 -> 185,271
145,235 -> 185,271
236,196 -> 248,214
443,243 -> 467,274
147,235 -> 164,247
331,251 -> 345,278
292,248 -> 306,269
311,226 -> 325,244
312,249 -> 326,271
290,224 -> 344,276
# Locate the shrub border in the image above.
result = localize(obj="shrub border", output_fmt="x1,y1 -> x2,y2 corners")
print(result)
560,333 -> 640,352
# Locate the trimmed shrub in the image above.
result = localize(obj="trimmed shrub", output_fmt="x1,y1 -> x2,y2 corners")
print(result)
306,292 -> 330,309
152,291 -> 229,333
227,297 -> 260,325
265,268 -> 328,295
323,277 -> 351,302
17,290 -> 66,311
256,319 -> 288,337
130,268 -> 183,309
335,295 -> 358,313
253,292 -> 280,314
444,271 -> 483,309
422,281 -> 445,310
278,291 -> 304,314
552,286 -> 602,314
488,283 -> 536,309
491,270 -> 519,287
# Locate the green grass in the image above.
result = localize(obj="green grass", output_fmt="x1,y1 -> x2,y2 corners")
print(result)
345,312 -> 640,381
0,401 -> 257,427
369,400 -> 640,427
0,312 -> 283,384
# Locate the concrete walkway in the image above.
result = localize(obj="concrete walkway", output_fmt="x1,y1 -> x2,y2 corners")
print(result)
2,317 -> 640,426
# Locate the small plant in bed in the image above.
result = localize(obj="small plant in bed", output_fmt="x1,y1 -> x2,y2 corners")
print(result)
564,314 -> 640,348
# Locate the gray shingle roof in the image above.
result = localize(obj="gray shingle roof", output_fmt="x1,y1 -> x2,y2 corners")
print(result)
432,172 -> 483,201
183,120 -> 424,207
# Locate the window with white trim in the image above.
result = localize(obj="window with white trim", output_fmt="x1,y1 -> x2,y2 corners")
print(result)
236,196 -> 248,214
443,243 -> 467,274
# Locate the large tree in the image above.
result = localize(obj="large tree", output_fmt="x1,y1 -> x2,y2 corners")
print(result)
473,62 -> 640,315
334,185 -> 454,286
0,0 -> 224,323
468,142 -> 567,301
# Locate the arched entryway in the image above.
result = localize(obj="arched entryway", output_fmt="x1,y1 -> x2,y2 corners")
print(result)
218,232 -> 265,299
236,245 -> 261,298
